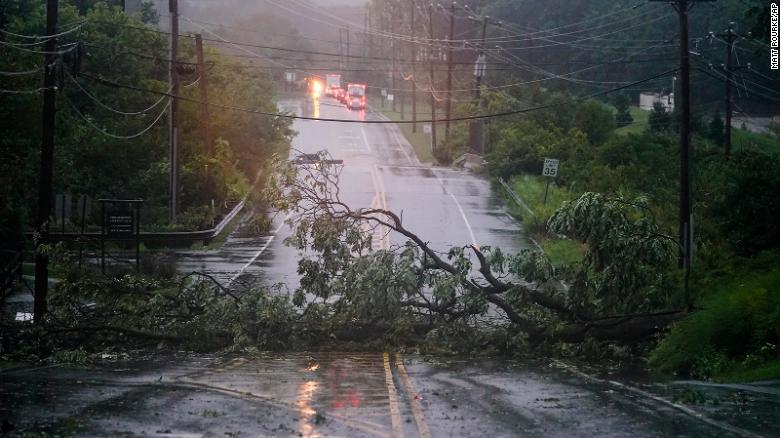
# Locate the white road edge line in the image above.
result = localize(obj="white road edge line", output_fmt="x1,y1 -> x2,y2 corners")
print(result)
449,192 -> 478,248
553,360 -> 762,438
227,214 -> 290,286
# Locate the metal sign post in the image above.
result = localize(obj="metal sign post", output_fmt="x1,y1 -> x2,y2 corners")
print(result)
542,158 -> 560,205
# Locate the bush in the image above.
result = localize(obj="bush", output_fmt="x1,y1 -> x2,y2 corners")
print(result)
650,256 -> 780,380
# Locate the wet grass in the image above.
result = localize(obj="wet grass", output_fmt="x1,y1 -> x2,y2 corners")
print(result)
376,101 -> 435,163
499,175 -> 584,267
542,239 -> 585,268
714,359 -> 780,383
732,128 -> 780,155
615,106 -> 650,135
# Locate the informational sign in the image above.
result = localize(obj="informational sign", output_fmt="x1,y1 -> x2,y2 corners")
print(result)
381,88 -> 388,97
107,212 -> 134,236
473,54 -> 487,78
542,158 -> 560,177
387,94 -> 394,102
423,124 -> 432,134
285,71 -> 296,83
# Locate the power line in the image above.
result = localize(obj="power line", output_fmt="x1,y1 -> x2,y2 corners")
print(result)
78,68 -> 677,124
64,93 -> 171,140
67,72 -> 171,116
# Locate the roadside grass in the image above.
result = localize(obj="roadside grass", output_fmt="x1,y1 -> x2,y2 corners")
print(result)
732,128 -> 780,154
650,264 -> 780,383
615,106 -> 650,135
0,359 -> 28,372
714,359 -> 780,383
502,174 -> 584,266
542,239 -> 585,268
376,101 -> 435,163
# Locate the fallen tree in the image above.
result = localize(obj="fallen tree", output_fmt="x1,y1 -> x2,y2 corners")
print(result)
266,151 -> 687,345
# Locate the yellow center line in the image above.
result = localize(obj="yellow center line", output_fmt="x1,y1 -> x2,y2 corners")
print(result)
395,354 -> 432,438
383,352 -> 404,438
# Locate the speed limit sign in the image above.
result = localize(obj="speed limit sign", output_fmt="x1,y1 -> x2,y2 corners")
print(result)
542,158 -> 559,177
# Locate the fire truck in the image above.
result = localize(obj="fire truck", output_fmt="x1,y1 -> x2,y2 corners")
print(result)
346,83 -> 366,110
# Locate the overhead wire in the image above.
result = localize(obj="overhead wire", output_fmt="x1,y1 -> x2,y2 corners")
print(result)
64,93 -> 172,139
77,68 -> 678,124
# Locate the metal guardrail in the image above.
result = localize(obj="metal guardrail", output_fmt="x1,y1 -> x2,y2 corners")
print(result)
498,178 -> 536,218
41,198 -> 247,243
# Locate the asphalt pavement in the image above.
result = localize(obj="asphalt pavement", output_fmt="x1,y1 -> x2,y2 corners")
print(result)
173,95 -> 530,291
2,352 -> 775,437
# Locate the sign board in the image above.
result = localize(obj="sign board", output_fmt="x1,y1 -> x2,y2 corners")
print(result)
423,124 -> 432,134
285,71 -> 296,83
542,158 -> 560,177
474,54 -> 487,78
381,88 -> 388,97
107,212 -> 135,236
387,94 -> 394,102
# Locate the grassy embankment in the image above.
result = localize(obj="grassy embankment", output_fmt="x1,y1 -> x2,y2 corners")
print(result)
615,106 -> 650,135
502,174 -> 585,268
376,100 -> 435,163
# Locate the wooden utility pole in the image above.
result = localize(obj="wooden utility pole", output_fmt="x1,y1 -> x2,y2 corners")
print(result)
429,4 -> 437,154
391,10 -> 397,113
399,13 -> 405,119
651,0 -> 714,306
716,23 -> 748,157
410,0 -> 417,132
194,34 -> 212,158
168,0 -> 179,223
34,0 -> 59,323
444,2 -> 455,141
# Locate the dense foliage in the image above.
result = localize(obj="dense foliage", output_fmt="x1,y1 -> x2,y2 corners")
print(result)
0,1 -> 292,241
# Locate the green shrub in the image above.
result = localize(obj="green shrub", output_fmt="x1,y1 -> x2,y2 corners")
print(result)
650,259 -> 780,380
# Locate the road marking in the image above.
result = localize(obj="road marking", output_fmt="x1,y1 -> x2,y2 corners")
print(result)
360,125 -> 373,154
553,361 -> 761,438
227,214 -> 290,286
447,192 -> 478,247
395,354 -> 432,438
383,352 -> 404,438
388,126 -> 414,165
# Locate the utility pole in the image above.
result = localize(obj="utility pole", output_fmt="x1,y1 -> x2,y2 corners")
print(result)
194,34 -> 212,158
34,0 -> 59,323
444,2 -> 455,141
346,25 -> 350,73
338,29 -> 344,71
410,0 -> 417,132
399,4 -> 405,120
391,11 -> 397,113
429,4 -> 437,155
168,0 -> 179,223
651,0 -> 714,307
470,15 -> 497,155
716,23 -> 748,157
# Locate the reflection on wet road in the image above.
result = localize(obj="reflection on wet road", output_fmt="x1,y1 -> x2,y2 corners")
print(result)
185,95 -> 531,291
2,353 -> 768,437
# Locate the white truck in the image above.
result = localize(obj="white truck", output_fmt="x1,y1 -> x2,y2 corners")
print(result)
325,74 -> 341,97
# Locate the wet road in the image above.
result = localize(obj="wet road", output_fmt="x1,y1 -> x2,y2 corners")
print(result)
173,95 -> 529,290
2,352 -> 772,437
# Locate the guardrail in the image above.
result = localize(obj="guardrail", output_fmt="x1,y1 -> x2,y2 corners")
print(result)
42,197 -> 247,244
498,178 -> 535,218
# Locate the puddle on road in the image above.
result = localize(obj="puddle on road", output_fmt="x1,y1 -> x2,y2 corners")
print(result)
181,352 -> 393,436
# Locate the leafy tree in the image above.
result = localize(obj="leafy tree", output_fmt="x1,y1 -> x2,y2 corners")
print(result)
265,155 -> 685,345
613,94 -> 634,127
648,101 -> 672,133
711,150 -> 780,255
707,113 -> 725,146
574,99 -> 616,145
